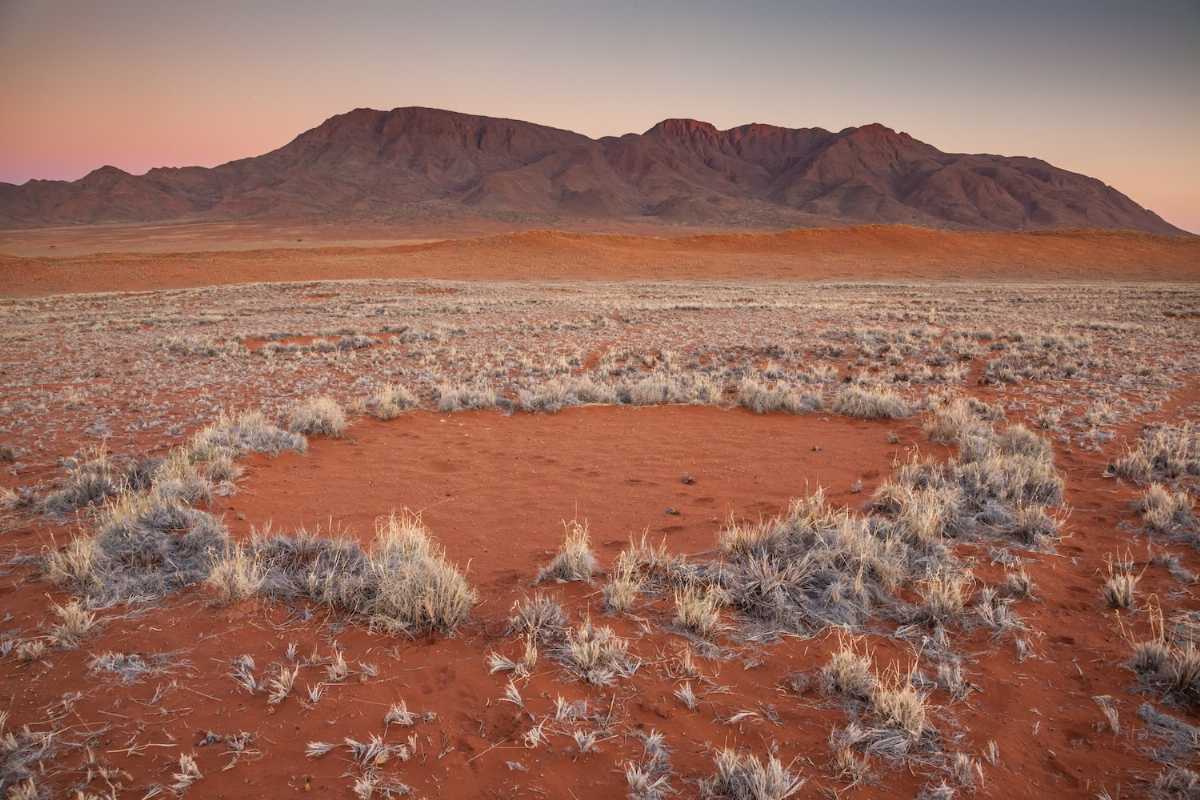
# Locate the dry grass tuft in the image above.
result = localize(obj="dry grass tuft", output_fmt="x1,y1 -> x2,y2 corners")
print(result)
701,748 -> 805,799
821,634 -> 877,701
49,599 -> 97,647
870,662 -> 928,741
537,519 -> 596,583
1102,552 -> 1141,610
1112,422 -> 1199,484
674,585 -> 723,637
832,385 -> 911,419
287,396 -> 347,437
559,616 -> 638,685
251,510 -> 477,635
603,551 -> 644,612
369,383 -> 417,420
206,543 -> 265,604
1139,484 -> 1198,534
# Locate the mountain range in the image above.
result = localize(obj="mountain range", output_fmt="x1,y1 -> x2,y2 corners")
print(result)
0,106 -> 1184,234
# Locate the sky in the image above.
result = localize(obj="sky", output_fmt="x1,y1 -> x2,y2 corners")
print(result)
1,0 -> 1197,231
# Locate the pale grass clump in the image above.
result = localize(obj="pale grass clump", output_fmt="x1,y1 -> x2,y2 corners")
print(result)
436,382 -> 497,412
917,570 -> 973,623
923,396 -> 992,445
42,446 -> 122,515
831,385 -> 911,420
16,639 -> 48,662
251,511 -> 477,635
488,636 -> 539,677
537,519 -> 596,583
716,488 -> 916,633
1112,422 -> 1199,484
367,512 -> 477,633
674,585 -> 722,637
518,376 -> 619,412
287,396 -> 347,437
831,742 -> 872,786
623,371 -> 720,406
560,616 -> 638,685
45,535 -> 102,590
369,383 -> 417,420
603,551 -> 644,612
625,729 -> 673,799
171,752 -> 203,793
870,663 -> 928,740
1139,484 -> 1197,533
206,543 -> 265,604
700,749 -> 805,800
49,599 -> 97,647
736,378 -> 822,415
1129,606 -> 1200,707
189,410 -> 307,459
150,449 -> 214,506
507,593 -> 568,643
821,635 -> 877,700
1102,552 -> 1141,610
266,663 -> 300,704
870,479 -> 961,545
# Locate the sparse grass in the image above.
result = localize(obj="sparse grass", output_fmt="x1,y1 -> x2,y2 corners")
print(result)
701,749 -> 805,800
42,446 -> 122,515
603,552 -> 643,612
674,585 -> 722,637
252,510 -> 477,635
916,570 -> 972,623
1112,422 -> 1199,484
507,593 -> 567,643
1129,607 -> 1200,708
870,662 -> 928,741
436,381 -> 497,412
559,616 -> 638,685
48,599 -> 97,647
832,385 -> 911,419
1140,484 -> 1198,534
190,410 -> 306,459
1103,552 -> 1141,610
821,635 -> 876,701
537,519 -> 596,583
206,543 -> 264,604
369,383 -> 417,419
287,396 -> 347,437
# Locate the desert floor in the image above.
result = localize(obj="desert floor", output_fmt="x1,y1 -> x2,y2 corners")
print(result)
0,227 -> 1198,800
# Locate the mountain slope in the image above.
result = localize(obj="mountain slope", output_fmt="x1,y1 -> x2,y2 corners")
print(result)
0,106 -> 1184,234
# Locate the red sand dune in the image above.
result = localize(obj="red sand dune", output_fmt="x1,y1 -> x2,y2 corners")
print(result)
0,225 -> 1197,296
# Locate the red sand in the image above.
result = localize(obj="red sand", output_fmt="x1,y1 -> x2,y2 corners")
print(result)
4,402 -> 1199,798
0,225 -> 1197,297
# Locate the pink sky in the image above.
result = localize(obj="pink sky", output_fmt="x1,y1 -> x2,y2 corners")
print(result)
1,1 -> 1196,232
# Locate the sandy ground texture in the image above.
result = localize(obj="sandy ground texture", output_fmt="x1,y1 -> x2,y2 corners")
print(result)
0,275 -> 1199,799
0,224 -> 1197,296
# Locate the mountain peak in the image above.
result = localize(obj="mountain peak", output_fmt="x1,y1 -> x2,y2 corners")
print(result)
0,106 -> 1183,235
646,118 -> 720,138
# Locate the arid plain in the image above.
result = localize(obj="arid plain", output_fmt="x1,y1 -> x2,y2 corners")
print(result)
1,222 -> 1199,800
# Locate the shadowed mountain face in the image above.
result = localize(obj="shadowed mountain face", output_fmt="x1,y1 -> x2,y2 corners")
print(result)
0,107 -> 1184,233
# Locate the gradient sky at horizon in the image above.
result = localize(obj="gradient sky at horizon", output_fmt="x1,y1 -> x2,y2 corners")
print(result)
1,0 -> 1197,231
